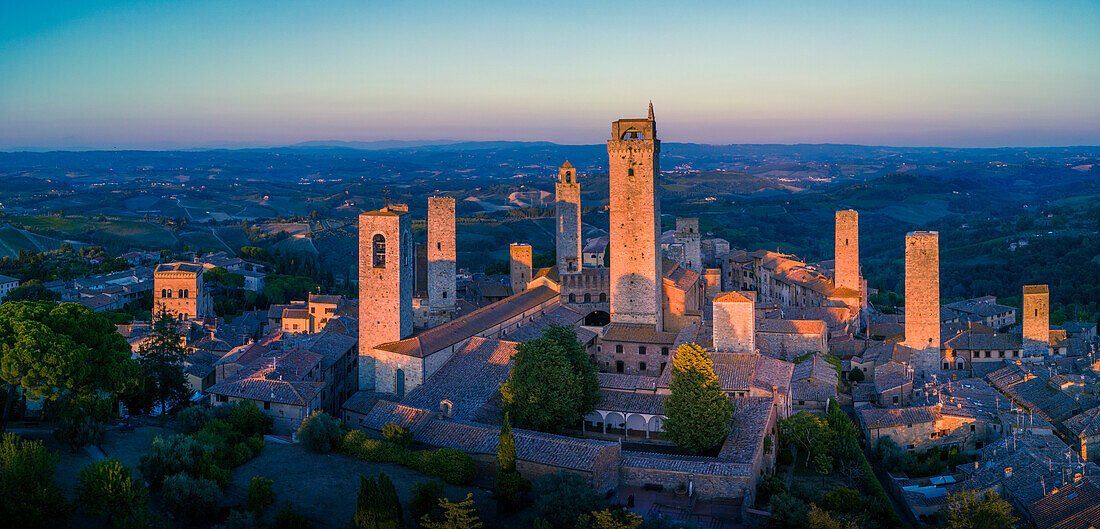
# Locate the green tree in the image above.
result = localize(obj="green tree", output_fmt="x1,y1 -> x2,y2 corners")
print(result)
274,503 -> 313,529
532,472 -> 607,529
421,493 -> 482,529
806,505 -> 857,529
409,480 -> 446,523
576,508 -> 643,529
3,280 -> 61,302
248,475 -> 275,514
0,433 -> 68,527
77,458 -> 148,528
136,306 -> 190,413
847,367 -> 864,382
0,301 -> 139,429
161,472 -> 221,523
940,489 -> 1017,529
661,343 -> 733,453
297,411 -> 343,453
764,493 -> 807,529
500,325 -> 599,433
495,412 -> 530,510
781,412 -> 834,466
354,472 -> 403,529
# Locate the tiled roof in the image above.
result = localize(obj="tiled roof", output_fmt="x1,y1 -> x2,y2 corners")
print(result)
308,293 -> 343,305
621,450 -> 752,477
503,305 -> 585,343
1066,406 -> 1100,438
375,285 -> 558,357
1023,285 -> 1050,295
943,330 -> 1021,351
207,349 -> 324,406
718,397 -> 775,463
1029,477 -> 1100,529
415,419 -> 618,472
283,308 -> 310,320
399,337 -> 518,421
342,390 -> 384,416
756,319 -> 826,336
859,406 -> 938,429
595,389 -> 666,415
155,262 -> 203,274
596,373 -> 658,392
714,291 -> 753,303
601,323 -> 678,344
791,356 -> 838,403
663,263 -> 700,291
359,399 -> 432,431
582,236 -> 608,253
658,351 -> 793,395
943,299 -> 1016,318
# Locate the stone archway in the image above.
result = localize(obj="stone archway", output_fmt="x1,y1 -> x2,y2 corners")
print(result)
585,310 -> 610,326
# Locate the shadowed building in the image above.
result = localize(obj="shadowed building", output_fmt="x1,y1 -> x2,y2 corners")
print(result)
509,243 -> 532,295
1022,284 -> 1050,358
555,161 -> 582,274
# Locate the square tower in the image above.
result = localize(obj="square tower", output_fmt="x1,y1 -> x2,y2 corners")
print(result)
1022,285 -> 1050,357
608,103 -> 663,330
713,291 -> 756,353
555,161 -> 582,274
154,262 -> 210,321
427,197 -> 456,327
904,231 -> 940,378
359,204 -> 413,389
510,243 -> 532,295
834,210 -> 860,294
674,218 -> 702,272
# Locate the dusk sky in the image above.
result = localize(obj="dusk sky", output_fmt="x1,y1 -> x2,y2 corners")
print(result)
1,0 -> 1098,150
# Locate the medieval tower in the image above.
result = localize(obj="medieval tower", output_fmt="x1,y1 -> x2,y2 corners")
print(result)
555,161 -> 582,274
1022,284 -> 1050,357
713,291 -> 755,353
608,103 -> 663,330
674,218 -> 702,272
427,197 -> 456,327
904,231 -> 940,378
510,243 -> 532,295
834,210 -> 860,294
358,203 -> 414,390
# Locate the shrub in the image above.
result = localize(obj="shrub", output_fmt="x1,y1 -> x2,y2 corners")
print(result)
382,422 -> 412,449
77,458 -> 148,527
428,448 -> 476,485
356,439 -> 405,463
248,476 -> 275,514
495,469 -> 531,511
139,434 -> 211,487
0,433 -> 68,528
297,412 -> 343,453
820,486 -> 860,514
764,493 -> 807,529
162,472 -> 220,522
354,472 -> 402,529
228,401 -> 273,437
273,504 -> 312,529
56,416 -> 105,452
754,475 -> 786,508
178,405 -> 214,433
532,472 -> 608,529
409,480 -> 446,522
341,430 -> 369,453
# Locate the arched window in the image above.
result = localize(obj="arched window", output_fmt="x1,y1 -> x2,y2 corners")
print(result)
599,293 -> 607,302
161,289 -> 168,298
183,289 -> 189,298
178,289 -> 184,298
372,234 -> 386,268
584,293 -> 591,303
395,369 -> 405,398
569,293 -> 576,303
166,289 -> 172,299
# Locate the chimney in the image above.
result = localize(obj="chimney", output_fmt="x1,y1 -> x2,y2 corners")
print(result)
1004,467 -> 1013,479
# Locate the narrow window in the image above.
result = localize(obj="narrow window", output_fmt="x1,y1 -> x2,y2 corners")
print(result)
373,234 -> 386,268
639,362 -> 647,372
616,344 -> 623,354
628,168 -> 634,177
639,346 -> 646,355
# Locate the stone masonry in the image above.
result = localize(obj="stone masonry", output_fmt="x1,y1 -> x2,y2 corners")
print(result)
834,209 -> 860,294
608,104 -> 663,330
359,204 -> 414,390
555,161 -> 582,274
674,218 -> 702,272
904,231 -> 940,379
510,243 -> 532,295
1022,284 -> 1050,357
427,197 -> 456,327
713,291 -> 755,353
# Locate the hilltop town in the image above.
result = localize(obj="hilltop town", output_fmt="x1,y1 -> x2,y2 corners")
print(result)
2,107 -> 1099,529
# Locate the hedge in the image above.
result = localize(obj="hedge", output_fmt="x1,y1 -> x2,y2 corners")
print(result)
340,431 -> 476,485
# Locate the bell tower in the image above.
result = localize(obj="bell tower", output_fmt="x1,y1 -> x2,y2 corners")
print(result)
556,161 -> 582,274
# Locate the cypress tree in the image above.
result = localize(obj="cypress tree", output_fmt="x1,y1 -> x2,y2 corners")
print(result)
354,472 -> 403,529
662,343 -> 734,454
497,412 -> 516,473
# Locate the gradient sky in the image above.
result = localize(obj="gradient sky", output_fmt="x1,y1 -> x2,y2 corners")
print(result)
1,0 -> 1098,150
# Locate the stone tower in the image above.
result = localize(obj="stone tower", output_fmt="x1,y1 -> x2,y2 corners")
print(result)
1022,285 -> 1050,357
608,103 -> 663,330
713,291 -> 755,353
359,203 -> 414,390
509,243 -> 532,295
904,231 -> 940,378
555,161 -> 582,274
834,210 -> 860,294
427,197 -> 456,327
674,218 -> 702,272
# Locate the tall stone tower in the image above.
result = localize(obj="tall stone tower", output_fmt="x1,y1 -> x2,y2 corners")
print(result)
674,218 -> 702,272
608,103 -> 663,330
904,231 -> 940,378
509,243 -> 532,295
555,161 -> 582,274
834,210 -> 860,293
713,291 -> 755,353
1022,285 -> 1050,357
359,203 -> 414,390
427,197 -> 456,327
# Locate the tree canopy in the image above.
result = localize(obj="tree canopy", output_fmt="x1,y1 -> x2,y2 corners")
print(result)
133,306 -> 190,414
940,489 -> 1016,529
500,325 -> 599,433
661,343 -> 733,453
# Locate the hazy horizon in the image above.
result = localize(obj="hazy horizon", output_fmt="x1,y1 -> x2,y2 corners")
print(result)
2,1 -> 1098,150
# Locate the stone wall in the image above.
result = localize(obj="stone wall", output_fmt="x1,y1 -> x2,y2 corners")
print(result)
1022,285 -> 1050,356
359,207 -> 413,390
154,269 -> 206,320
904,231 -> 940,378
834,210 -> 860,293
509,243 -> 532,295
756,330 -> 826,361
713,293 -> 755,353
674,218 -> 702,272
428,197 -> 457,327
619,465 -> 753,501
556,163 -> 582,274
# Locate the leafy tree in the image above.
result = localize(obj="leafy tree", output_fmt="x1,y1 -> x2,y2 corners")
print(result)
940,489 -> 1017,529
136,306 -> 190,413
297,411 -> 343,453
764,493 -> 808,529
178,405 -> 214,433
162,472 -> 221,523
354,472 -> 403,529
806,505 -> 858,529
421,493 -> 482,529
56,415 -> 105,452
214,509 -> 258,529
500,325 -> 599,433
755,475 -> 786,507
382,422 -> 412,449
427,448 -> 476,485
77,458 -> 148,528
820,486 -> 860,514
532,472 -> 608,529
813,452 -> 833,484
847,367 -> 864,382
825,402 -> 858,441
0,433 -> 68,527
662,343 -> 733,453
576,508 -> 643,529
227,400 -> 273,437
409,480 -> 446,523
274,503 -> 313,529
139,433 -> 228,487
3,280 -> 61,302
0,301 -> 139,428
248,475 -> 275,514
780,412 -> 834,466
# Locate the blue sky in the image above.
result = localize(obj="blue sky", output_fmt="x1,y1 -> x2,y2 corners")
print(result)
1,0 -> 1098,149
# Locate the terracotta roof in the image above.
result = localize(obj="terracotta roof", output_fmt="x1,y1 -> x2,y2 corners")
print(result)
374,285 -> 558,357
620,450 -> 752,478
1029,476 -> 1100,529
1066,406 -> 1100,438
595,389 -> 666,415
943,299 -> 1016,319
859,406 -> 938,429
308,293 -> 343,305
341,390 -> 383,416
601,323 -> 678,344
718,397 -> 775,463
503,305 -> 586,343
582,236 -> 608,253
663,263 -> 700,291
714,291 -> 753,303
283,308 -> 310,320
597,373 -> 658,392
791,354 -> 838,402
207,349 -> 324,406
756,319 -> 826,336
359,399 -> 432,431
399,337 -> 518,421
658,351 -> 793,395
155,262 -> 203,274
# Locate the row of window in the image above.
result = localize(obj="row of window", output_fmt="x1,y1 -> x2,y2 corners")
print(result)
161,289 -> 190,299
612,344 -> 670,356
610,360 -> 667,373
568,293 -> 607,303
